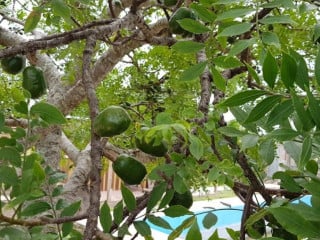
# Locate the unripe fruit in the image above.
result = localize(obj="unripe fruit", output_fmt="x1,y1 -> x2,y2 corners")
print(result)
22,66 -> 47,99
1,55 -> 26,75
93,106 -> 131,137
112,154 -> 147,185
169,7 -> 196,36
135,127 -> 168,157
169,190 -> 193,209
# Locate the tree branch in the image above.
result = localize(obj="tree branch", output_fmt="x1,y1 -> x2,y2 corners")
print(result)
81,35 -> 103,240
0,13 -> 138,58
60,131 -> 80,163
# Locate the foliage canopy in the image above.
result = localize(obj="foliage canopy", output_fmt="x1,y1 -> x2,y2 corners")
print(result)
1,0 -> 320,239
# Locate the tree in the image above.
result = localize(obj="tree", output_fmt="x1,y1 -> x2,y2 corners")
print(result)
0,0 -> 320,239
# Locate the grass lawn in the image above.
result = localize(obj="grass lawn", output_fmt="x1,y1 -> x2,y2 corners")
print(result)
193,189 -> 236,201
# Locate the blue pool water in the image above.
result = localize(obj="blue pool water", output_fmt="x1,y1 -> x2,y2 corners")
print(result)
148,195 -> 312,236
147,206 -> 243,235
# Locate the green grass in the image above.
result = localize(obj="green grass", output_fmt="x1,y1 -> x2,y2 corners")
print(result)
193,190 -> 236,202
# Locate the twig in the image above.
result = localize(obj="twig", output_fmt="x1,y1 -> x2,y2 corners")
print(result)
0,213 -> 88,227
240,186 -> 254,240
0,10 -> 24,25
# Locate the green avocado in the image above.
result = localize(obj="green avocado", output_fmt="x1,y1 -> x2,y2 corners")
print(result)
22,66 -> 47,99
169,190 -> 193,209
163,0 -> 177,7
169,7 -> 196,36
1,55 -> 26,75
93,106 -> 131,137
135,127 -> 168,157
112,154 -> 147,185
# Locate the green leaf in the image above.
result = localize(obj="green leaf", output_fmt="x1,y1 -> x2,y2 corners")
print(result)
286,202 -> 320,222
147,182 -> 167,211
21,201 -> 51,216
313,24 -> 320,43
186,220 -> 201,240
306,160 -> 318,175
283,141 -> 301,163
121,183 -> 136,211
158,188 -> 174,209
240,134 -> 259,150
218,23 -> 252,37
133,221 -> 151,237
168,216 -> 195,240
62,222 -> 73,237
212,0 -> 238,4
315,47 -> 320,86
281,52 -> 297,89
0,227 -> 31,240
262,51 -> 278,88
246,63 -> 261,84
259,139 -> 275,165
267,129 -> 299,141
211,67 -> 226,91
180,61 -> 207,81
268,207 -> 319,238
190,3 -> 215,22
244,95 -> 282,123
172,41 -> 205,54
228,39 -> 255,56
291,90 -> 315,131
148,164 -> 177,180
100,202 -> 112,233
289,49 -> 309,90
30,102 -> 67,124
0,112 -> 4,129
259,15 -> 295,25
0,166 -> 18,186
0,146 -> 21,167
306,88 -> 320,129
61,201 -> 81,217
113,201 -> 124,225
14,101 -> 28,115
148,215 -> 172,230
21,154 -> 36,192
299,136 -> 312,170
33,161 -> 46,182
213,56 -> 244,68
189,135 -> 204,160
208,168 -> 220,182
220,90 -> 267,107
52,185 -> 63,197
177,19 -> 210,34
164,205 -> 193,217
266,99 -> 293,127
262,0 -> 295,8
245,209 -> 268,227
218,126 -> 246,137
216,8 -> 255,21
48,171 -> 67,184
273,171 -> 301,193
51,0 -> 71,20
24,8 -> 42,33
261,32 -> 280,47
202,212 -> 218,229
173,174 -> 188,194
155,112 -> 173,125
226,227 -> 240,240
301,181 -> 320,198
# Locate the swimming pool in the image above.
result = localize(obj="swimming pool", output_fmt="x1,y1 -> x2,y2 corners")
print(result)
147,195 -> 312,237
147,206 -> 243,236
